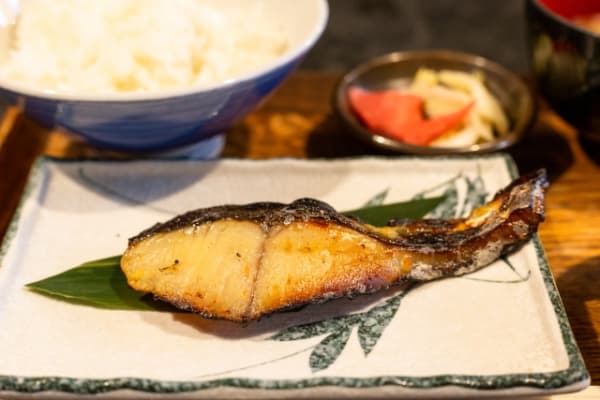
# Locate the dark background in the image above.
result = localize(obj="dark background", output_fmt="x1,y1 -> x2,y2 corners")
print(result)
302,0 -> 528,73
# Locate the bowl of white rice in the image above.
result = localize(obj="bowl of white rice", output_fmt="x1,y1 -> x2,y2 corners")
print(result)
0,0 -> 328,156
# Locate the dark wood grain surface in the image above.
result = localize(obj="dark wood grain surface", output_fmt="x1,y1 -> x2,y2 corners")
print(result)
0,71 -> 599,387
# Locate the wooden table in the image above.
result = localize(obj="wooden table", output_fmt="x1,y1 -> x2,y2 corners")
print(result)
0,71 -> 599,393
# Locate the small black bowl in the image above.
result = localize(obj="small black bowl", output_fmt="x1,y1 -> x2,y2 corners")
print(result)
525,0 -> 600,141
335,50 -> 535,155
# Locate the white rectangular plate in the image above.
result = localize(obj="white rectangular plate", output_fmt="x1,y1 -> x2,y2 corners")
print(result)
0,155 -> 589,398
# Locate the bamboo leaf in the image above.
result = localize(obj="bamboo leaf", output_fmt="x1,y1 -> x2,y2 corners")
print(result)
24,195 -> 447,311
26,258 -> 176,311
343,195 -> 446,226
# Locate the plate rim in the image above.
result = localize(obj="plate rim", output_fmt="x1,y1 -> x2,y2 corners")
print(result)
0,154 -> 590,395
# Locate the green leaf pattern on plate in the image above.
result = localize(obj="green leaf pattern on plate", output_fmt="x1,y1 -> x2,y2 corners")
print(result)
308,327 -> 353,372
428,184 -> 459,219
271,287 -> 413,370
460,171 -> 488,215
362,188 -> 389,207
270,166 -> 531,373
411,174 -> 462,218
357,289 -> 408,356
271,314 -> 360,342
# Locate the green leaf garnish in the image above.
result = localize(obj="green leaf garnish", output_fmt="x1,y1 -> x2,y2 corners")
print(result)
25,256 -> 177,311
25,195 -> 446,311
343,195 -> 445,226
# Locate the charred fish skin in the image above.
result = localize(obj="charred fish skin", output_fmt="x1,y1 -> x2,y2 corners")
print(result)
128,198 -> 367,247
394,169 -> 548,280
121,169 -> 547,322
129,170 -> 547,250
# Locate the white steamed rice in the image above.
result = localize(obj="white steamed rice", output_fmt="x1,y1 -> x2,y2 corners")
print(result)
0,0 -> 288,93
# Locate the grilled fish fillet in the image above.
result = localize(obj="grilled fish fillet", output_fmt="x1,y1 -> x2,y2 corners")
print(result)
121,170 -> 547,322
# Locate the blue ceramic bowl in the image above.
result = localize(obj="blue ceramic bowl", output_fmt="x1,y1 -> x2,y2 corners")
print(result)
0,1 -> 328,155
